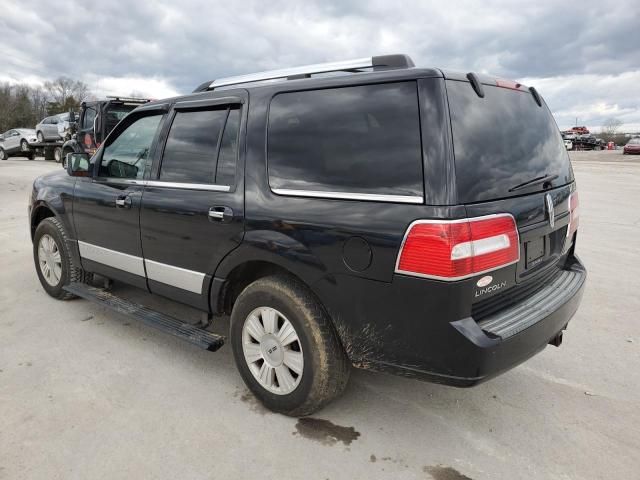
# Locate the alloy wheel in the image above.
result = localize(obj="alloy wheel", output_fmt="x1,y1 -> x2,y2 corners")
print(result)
242,306 -> 304,395
38,234 -> 62,286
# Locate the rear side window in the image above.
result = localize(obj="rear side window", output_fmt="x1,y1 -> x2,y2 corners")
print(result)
160,109 -> 226,183
447,81 -> 574,203
267,82 -> 423,199
160,107 -> 240,185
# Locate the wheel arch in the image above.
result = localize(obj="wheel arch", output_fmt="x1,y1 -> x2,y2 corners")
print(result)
30,201 -> 82,267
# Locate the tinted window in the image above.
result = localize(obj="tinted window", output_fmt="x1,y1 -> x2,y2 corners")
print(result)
215,107 -> 240,185
100,114 -> 162,179
447,81 -> 574,203
160,109 -> 227,183
268,82 -> 423,198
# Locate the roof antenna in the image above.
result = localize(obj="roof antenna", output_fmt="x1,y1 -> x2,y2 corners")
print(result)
466,72 -> 485,98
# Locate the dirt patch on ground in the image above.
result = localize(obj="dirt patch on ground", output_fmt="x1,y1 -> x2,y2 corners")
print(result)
424,465 -> 473,480
293,418 -> 360,446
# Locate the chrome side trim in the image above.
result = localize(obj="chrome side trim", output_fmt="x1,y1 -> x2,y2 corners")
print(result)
145,181 -> 231,192
144,259 -> 205,294
271,188 -> 423,204
78,241 -> 146,277
93,178 -> 230,192
94,178 -> 145,186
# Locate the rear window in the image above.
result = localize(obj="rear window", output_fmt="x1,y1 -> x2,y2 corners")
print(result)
268,82 -> 423,200
447,81 -> 574,203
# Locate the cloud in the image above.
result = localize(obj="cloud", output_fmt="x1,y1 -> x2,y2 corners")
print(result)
1,0 -> 639,129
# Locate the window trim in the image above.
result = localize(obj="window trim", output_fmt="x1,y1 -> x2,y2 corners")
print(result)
265,80 -> 425,205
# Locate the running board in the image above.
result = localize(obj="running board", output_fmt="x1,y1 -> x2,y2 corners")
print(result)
63,282 -> 225,351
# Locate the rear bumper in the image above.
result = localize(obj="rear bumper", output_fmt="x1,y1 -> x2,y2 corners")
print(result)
372,258 -> 586,386
319,255 -> 587,386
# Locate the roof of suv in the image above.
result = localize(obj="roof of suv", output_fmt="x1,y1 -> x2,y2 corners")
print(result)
141,54 -> 530,109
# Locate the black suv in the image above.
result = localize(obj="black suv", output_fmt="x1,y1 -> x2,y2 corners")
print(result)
29,54 -> 586,416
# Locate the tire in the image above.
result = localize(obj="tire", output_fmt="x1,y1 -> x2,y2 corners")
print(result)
21,140 -> 29,152
37,131 -> 45,143
0,148 -> 6,160
33,217 -> 91,300
230,275 -> 350,416
54,147 -> 63,163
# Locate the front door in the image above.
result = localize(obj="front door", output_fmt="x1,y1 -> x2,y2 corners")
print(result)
139,96 -> 246,309
73,110 -> 165,288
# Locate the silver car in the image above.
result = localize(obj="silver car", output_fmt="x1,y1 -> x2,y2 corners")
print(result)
35,113 -> 72,142
0,129 -> 38,160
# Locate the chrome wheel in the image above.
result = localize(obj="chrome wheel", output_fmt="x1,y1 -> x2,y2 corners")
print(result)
37,131 -> 44,143
242,307 -> 304,395
21,140 -> 29,152
38,234 -> 62,286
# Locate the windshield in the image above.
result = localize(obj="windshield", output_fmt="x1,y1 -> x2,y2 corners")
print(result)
447,80 -> 574,203
628,138 -> 640,145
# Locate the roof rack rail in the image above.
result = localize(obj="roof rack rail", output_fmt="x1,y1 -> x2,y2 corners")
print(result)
196,54 -> 414,92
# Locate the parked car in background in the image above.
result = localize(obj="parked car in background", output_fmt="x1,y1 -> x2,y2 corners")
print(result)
623,138 -> 640,155
35,113 -> 73,142
564,139 -> 573,150
0,129 -> 37,160
56,112 -> 78,141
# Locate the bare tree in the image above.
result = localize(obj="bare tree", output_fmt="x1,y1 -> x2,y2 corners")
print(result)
44,77 -> 90,113
600,118 -> 623,142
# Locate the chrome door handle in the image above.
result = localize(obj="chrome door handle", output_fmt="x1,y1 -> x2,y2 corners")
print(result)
209,206 -> 233,222
116,195 -> 132,208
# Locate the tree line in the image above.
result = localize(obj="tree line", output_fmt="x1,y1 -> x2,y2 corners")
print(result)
0,77 -> 90,133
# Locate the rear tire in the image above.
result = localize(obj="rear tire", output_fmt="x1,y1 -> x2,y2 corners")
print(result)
33,217 -> 91,300
37,131 -> 45,143
21,140 -> 29,152
230,275 -> 350,416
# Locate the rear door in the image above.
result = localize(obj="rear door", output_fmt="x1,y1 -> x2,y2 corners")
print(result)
139,95 -> 246,309
445,78 -> 575,299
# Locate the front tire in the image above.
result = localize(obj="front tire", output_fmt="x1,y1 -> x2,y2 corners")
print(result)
37,131 -> 45,143
0,148 -> 6,160
33,217 -> 90,299
230,275 -> 350,416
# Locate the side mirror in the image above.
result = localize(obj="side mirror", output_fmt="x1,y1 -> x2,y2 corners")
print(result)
66,152 -> 92,177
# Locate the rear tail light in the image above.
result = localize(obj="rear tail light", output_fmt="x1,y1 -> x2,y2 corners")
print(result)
566,191 -> 579,239
395,214 -> 520,281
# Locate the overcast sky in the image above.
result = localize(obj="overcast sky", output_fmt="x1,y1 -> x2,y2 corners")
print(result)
1,0 -> 639,131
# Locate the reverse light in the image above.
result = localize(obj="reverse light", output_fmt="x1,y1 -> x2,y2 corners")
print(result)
395,214 -> 520,281
566,191 -> 579,239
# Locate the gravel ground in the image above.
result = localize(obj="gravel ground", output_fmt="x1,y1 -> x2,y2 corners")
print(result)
1,151 -> 639,480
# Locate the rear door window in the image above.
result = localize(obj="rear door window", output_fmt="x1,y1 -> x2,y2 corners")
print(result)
159,107 -> 239,185
267,82 -> 423,200
447,80 -> 574,203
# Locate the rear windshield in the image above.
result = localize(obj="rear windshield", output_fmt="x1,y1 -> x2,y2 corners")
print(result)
447,81 -> 573,203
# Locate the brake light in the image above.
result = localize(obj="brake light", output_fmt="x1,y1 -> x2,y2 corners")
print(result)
495,79 -> 524,91
566,191 -> 579,239
395,214 -> 520,281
